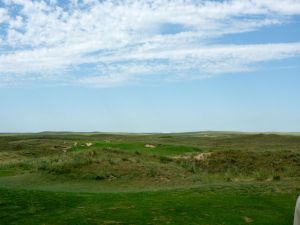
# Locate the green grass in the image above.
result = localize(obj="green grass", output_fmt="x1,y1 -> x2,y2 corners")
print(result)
72,141 -> 201,156
0,132 -> 300,224
0,185 -> 297,225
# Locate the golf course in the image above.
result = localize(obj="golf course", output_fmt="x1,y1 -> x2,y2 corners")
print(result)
1,0 -> 300,224
0,132 -> 299,224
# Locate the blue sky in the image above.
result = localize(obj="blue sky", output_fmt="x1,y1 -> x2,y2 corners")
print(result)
0,0 -> 300,132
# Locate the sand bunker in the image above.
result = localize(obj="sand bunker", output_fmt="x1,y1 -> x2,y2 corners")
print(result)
145,144 -> 156,148
172,152 -> 212,161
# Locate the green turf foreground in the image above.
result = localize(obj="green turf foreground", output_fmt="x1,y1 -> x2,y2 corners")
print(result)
0,186 -> 297,225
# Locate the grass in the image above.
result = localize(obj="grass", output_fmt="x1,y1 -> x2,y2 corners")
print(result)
0,185 -> 297,225
0,132 -> 300,224
72,141 -> 201,156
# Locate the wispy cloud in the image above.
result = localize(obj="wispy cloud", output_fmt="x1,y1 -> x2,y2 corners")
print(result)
0,0 -> 300,86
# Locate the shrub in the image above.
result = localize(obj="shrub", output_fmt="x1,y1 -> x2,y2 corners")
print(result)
121,157 -> 129,161
95,172 -> 110,180
180,160 -> 197,173
159,156 -> 171,163
148,168 -> 159,177
253,171 -> 268,181
134,151 -> 141,155
272,172 -> 281,181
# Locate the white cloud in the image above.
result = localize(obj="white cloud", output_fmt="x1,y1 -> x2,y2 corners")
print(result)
9,16 -> 24,29
0,0 -> 300,86
0,8 -> 9,24
76,42 -> 300,86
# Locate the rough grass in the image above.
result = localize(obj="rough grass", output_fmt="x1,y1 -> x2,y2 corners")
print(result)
176,150 -> 300,179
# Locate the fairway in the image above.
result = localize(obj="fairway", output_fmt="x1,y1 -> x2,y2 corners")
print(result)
0,132 -> 299,224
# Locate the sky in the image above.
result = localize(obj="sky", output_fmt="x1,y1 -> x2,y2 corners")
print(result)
0,0 -> 300,133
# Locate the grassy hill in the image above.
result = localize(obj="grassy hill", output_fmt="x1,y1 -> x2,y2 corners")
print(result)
0,132 -> 299,224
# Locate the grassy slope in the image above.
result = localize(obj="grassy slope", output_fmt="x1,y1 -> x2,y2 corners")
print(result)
0,132 -> 300,225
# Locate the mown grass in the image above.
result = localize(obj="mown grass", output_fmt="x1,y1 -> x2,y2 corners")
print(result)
72,141 -> 201,156
0,184 -> 298,225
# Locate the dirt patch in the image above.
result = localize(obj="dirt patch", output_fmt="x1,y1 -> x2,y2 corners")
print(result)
194,152 -> 212,161
243,216 -> 253,223
172,155 -> 190,160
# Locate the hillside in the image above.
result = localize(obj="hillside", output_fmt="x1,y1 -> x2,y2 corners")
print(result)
0,132 -> 299,224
